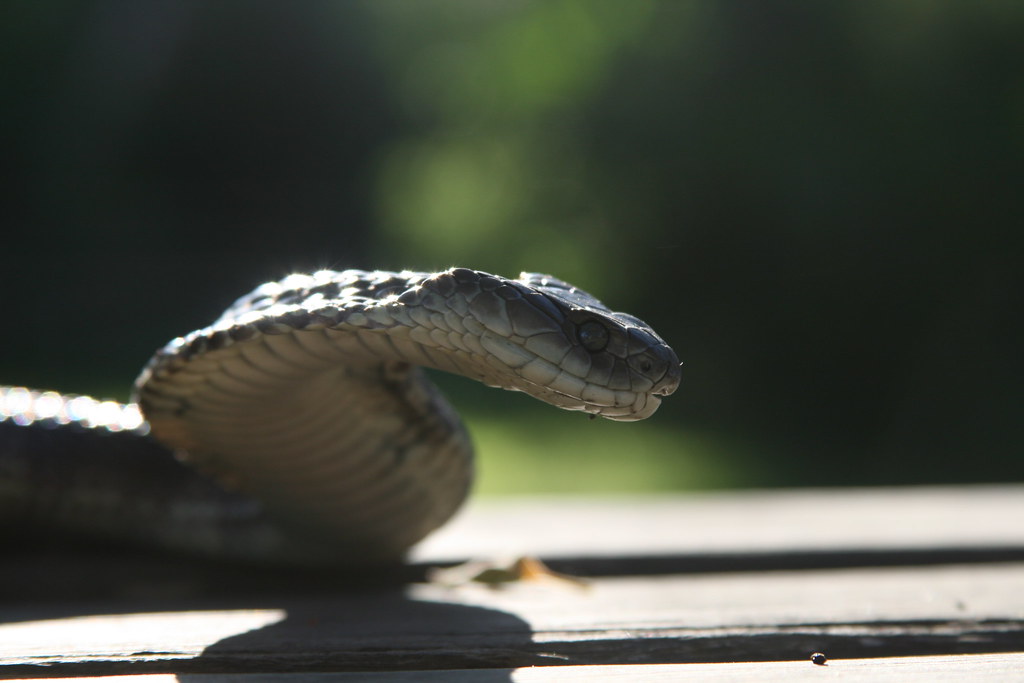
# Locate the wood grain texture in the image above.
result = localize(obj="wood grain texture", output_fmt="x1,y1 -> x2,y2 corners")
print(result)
5,654 -> 1024,682
412,485 -> 1024,561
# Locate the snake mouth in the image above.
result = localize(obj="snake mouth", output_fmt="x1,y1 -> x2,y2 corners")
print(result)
503,369 -> 665,422
592,358 -> 679,421
601,393 -> 662,422
650,360 -> 683,398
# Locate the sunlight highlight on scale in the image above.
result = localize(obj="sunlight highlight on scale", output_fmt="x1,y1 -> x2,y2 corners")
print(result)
0,386 -> 148,434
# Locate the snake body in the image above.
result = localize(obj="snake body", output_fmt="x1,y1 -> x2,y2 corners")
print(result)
0,268 -> 680,565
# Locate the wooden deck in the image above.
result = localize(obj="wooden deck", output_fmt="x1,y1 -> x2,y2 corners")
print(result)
2,485 -> 1023,681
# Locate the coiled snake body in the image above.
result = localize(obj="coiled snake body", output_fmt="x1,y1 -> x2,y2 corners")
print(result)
0,268 -> 680,566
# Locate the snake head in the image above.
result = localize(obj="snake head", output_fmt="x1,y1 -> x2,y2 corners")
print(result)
516,272 -> 681,420
412,269 -> 681,421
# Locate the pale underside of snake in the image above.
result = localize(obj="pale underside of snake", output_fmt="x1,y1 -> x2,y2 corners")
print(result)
0,268 -> 680,566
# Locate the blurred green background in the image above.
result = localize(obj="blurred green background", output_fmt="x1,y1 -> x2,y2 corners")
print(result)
2,1 -> 1021,494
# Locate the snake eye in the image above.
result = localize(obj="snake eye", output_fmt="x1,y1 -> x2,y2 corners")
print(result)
577,320 -> 609,352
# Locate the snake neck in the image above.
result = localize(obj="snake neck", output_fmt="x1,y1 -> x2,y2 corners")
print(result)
141,345 -> 473,564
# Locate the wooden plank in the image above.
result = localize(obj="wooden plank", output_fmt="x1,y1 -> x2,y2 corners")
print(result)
412,485 -> 1024,562
2,486 -> 1023,678
6,653 -> 1024,682
6,486 -> 1024,604
1,563 -> 1022,675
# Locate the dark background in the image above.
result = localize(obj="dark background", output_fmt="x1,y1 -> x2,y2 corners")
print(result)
2,1 -> 1021,489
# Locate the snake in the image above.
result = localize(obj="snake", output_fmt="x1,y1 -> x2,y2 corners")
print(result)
0,268 -> 680,566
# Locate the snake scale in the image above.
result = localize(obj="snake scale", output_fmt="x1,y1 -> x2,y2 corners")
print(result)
0,268 -> 680,566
